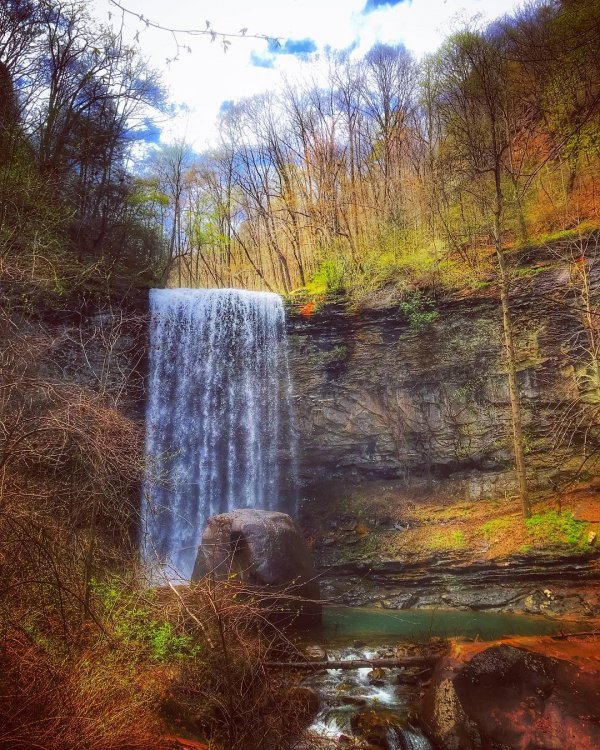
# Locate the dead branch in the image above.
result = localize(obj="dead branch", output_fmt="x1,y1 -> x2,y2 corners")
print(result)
264,655 -> 439,670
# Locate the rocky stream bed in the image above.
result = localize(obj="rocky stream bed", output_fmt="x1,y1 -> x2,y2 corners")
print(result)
300,644 -> 435,749
293,607 -> 597,749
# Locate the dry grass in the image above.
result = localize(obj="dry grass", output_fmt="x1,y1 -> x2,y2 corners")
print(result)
0,630 -> 164,750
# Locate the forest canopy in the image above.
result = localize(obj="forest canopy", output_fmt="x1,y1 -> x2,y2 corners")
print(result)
141,0 -> 600,297
1,0 -> 598,299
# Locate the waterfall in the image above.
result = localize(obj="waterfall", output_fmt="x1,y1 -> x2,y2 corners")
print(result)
142,288 -> 298,581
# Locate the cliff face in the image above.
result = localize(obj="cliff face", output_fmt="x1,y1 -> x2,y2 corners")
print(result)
47,253 -> 592,502
287,259 -> 596,499
286,251 -> 600,617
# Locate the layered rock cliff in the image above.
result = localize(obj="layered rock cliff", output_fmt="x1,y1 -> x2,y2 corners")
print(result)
287,248 -> 598,497
25,242 -> 599,616
287,242 -> 600,616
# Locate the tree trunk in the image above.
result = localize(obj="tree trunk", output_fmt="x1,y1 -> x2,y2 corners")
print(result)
493,166 -> 530,518
578,255 -> 600,405
83,494 -> 99,620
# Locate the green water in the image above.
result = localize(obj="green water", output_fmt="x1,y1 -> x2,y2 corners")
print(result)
316,606 -> 578,644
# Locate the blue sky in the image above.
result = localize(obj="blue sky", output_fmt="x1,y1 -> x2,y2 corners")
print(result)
363,0 -> 407,12
92,0 -> 522,148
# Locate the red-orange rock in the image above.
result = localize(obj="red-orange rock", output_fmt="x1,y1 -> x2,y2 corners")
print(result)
422,639 -> 600,750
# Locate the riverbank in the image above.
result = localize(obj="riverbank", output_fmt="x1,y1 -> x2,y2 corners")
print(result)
301,479 -> 600,618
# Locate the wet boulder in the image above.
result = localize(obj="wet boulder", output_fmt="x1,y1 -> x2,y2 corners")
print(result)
367,667 -> 387,686
350,709 -> 432,750
304,644 -> 328,661
351,707 -> 406,748
192,508 -> 321,623
422,643 -> 600,750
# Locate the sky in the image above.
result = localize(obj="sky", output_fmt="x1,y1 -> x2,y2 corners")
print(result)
90,0 -> 523,149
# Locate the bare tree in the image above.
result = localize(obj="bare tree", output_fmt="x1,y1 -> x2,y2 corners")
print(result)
435,28 -> 532,516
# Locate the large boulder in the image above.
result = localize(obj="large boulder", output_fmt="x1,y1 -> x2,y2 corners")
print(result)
192,509 -> 321,623
422,642 -> 600,750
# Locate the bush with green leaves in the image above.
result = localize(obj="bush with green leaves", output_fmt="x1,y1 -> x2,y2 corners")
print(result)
305,258 -> 347,295
92,579 -> 201,662
525,511 -> 587,548
400,291 -> 440,329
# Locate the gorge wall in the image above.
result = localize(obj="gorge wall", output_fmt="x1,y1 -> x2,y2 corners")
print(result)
43,243 -> 594,507
286,245 -> 600,617
24,244 -> 598,616
287,255 -> 597,500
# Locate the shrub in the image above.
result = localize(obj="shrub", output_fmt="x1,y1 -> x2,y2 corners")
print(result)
481,518 -> 514,540
525,510 -> 587,547
399,291 -> 440,329
306,258 -> 347,295
0,632 -> 163,750
93,579 -> 202,662
427,528 -> 467,550
155,579 -> 310,750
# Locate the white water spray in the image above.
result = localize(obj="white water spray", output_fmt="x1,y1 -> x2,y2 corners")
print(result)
142,288 -> 297,580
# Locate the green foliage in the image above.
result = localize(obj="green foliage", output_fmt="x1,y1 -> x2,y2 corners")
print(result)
518,222 -> 600,250
399,291 -> 440,329
345,226 -> 468,299
320,344 -> 349,367
452,530 -> 466,546
525,511 -> 586,548
478,507 -> 591,553
306,258 -> 347,295
92,579 -> 201,662
127,178 -> 170,208
0,155 -> 69,266
470,279 -> 492,290
513,265 -> 548,278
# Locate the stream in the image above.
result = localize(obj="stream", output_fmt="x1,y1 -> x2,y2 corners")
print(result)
302,644 -> 433,749
299,606 -> 580,748
315,605 -> 574,642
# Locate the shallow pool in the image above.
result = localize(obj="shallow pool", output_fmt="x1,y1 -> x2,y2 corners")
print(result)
314,605 -> 579,643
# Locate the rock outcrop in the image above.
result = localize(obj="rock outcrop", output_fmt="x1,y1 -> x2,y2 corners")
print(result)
318,548 -> 600,617
287,252 -> 600,498
422,641 -> 600,750
192,508 -> 321,622
288,250 -> 600,616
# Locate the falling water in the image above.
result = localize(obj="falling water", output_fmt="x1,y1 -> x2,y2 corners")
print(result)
142,288 -> 298,581
304,646 -> 434,749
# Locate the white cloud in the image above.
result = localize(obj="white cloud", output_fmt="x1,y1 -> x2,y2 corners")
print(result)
91,0 -> 522,147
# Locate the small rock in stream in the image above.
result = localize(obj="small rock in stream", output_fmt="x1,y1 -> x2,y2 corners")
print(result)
340,695 -> 368,706
287,686 -> 320,721
351,707 -> 407,747
367,667 -> 387,686
305,644 -> 328,661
